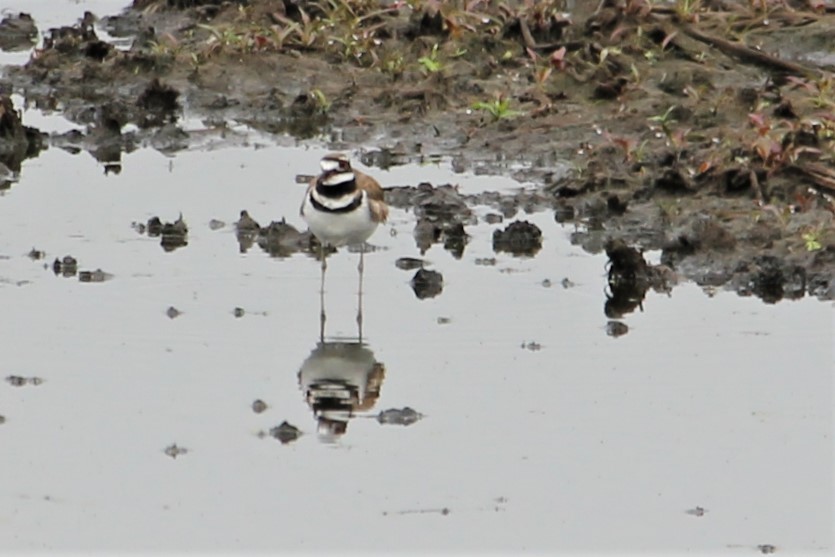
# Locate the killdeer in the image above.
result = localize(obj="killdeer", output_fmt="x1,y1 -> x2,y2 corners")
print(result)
300,152 -> 388,247
300,153 -> 388,340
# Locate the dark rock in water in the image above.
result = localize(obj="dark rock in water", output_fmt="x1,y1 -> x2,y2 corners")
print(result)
146,216 -> 163,236
395,257 -> 425,271
251,399 -> 267,414
606,320 -> 629,337
6,375 -> 43,387
256,219 -> 309,257
166,306 -> 181,319
52,255 -> 78,277
79,268 -> 111,282
605,239 -> 651,318
156,214 -> 188,252
233,307 -> 245,318
163,443 -> 187,459
270,421 -> 302,444
733,255 -> 806,304
0,13 -> 37,52
377,407 -> 423,426
492,220 -> 542,257
235,210 -> 260,232
27,247 -> 44,260
0,95 -> 46,180
411,268 -> 443,299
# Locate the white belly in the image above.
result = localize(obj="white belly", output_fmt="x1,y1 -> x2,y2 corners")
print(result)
302,194 -> 379,247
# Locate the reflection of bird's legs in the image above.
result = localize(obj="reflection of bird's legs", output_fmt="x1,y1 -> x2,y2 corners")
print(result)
319,242 -> 327,342
357,245 -> 365,342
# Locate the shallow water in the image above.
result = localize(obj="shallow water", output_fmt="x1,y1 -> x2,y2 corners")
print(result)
1,1 -> 834,554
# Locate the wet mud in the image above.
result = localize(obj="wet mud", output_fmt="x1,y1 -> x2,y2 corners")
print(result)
1,0 -> 834,304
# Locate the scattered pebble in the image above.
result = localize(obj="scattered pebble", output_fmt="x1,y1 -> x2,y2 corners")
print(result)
561,277 -> 575,288
395,257 -> 425,270
233,307 -> 246,318
377,407 -> 423,426
484,213 -> 503,224
521,341 -> 542,351
27,247 -> 44,260
757,545 -> 777,554
410,268 -> 443,300
166,306 -> 181,319
606,321 -> 629,337
686,506 -> 706,517
78,269 -> 112,282
251,399 -> 268,414
270,421 -> 302,444
52,255 -> 78,277
208,218 -> 225,230
475,257 -> 497,266
436,316 -> 451,324
163,444 -> 188,459
5,375 -> 43,387
541,278 -> 552,287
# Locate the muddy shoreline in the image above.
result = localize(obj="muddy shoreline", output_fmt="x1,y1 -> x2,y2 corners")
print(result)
1,0 -> 834,303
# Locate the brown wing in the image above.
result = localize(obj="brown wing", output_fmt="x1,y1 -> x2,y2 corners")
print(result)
355,169 -> 388,223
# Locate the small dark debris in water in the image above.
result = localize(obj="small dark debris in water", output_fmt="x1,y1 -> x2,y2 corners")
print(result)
163,444 -> 187,459
270,421 -> 302,444
606,321 -> 629,337
686,506 -> 706,517
52,255 -> 78,277
757,545 -> 777,554
233,307 -> 245,318
561,277 -> 575,288
166,306 -> 181,319
484,213 -> 503,224
383,506 -> 450,517
521,341 -> 542,351
395,257 -> 425,271
377,407 -> 423,426
410,268 -> 443,300
436,316 -> 451,324
256,219 -> 308,257
146,216 -> 163,236
251,399 -> 268,414
235,210 -> 260,232
208,219 -> 225,230
541,278 -> 552,287
475,257 -> 496,266
27,248 -> 44,260
79,269 -> 111,282
6,375 -> 43,387
492,221 -> 542,257
0,415 -> 5,425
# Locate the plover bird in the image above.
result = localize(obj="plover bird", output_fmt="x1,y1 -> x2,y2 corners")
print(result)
300,153 -> 388,339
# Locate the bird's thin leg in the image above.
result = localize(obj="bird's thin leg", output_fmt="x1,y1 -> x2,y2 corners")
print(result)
357,245 -> 365,342
319,242 -> 327,342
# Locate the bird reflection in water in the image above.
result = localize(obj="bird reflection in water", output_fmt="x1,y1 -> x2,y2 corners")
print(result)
298,340 -> 385,441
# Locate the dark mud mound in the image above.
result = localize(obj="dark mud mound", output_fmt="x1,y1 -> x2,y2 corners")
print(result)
492,221 -> 542,257
0,13 -> 37,52
410,268 -> 443,300
0,95 -> 46,185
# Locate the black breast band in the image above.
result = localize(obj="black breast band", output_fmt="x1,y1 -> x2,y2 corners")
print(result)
310,193 -> 363,214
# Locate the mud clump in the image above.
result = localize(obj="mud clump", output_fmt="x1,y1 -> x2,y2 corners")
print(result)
0,95 -> 45,182
163,443 -> 188,459
377,407 -> 423,426
6,375 -> 43,387
0,13 -> 37,51
78,269 -> 112,283
270,421 -> 302,444
136,79 -> 181,127
410,268 -> 443,300
139,214 -> 188,251
251,399 -> 268,414
256,218 -> 311,258
492,221 -> 543,257
52,255 -> 78,277
605,239 -> 674,319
